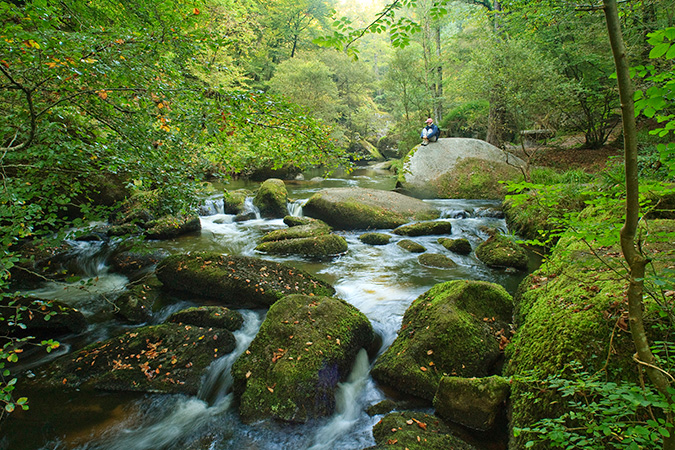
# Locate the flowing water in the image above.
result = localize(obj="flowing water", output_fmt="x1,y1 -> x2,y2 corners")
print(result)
0,166 -> 536,450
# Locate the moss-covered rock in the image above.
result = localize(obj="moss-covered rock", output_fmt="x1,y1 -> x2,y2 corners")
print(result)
32,323 -> 234,394
113,281 -> 159,324
283,215 -> 322,227
393,221 -> 453,237
418,253 -> 457,268
260,223 -> 332,243
253,178 -> 289,218
475,235 -> 528,270
438,238 -> 472,255
231,294 -> 374,423
167,306 -> 243,332
371,280 -> 513,401
397,240 -> 426,253
156,253 -> 335,308
359,232 -> 392,245
109,247 -> 168,278
223,189 -> 253,215
303,187 -> 439,230
145,214 -> 201,240
371,411 -> 476,450
256,234 -> 348,258
433,375 -> 510,431
0,296 -> 87,337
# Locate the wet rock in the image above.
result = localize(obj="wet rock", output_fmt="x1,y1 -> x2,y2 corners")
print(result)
156,253 -> 335,308
433,375 -> 510,431
32,323 -> 234,395
475,234 -> 528,270
145,215 -> 201,240
223,189 -> 253,215
371,280 -> 513,401
393,220 -> 453,237
0,296 -> 87,338
231,294 -> 374,423
260,223 -> 332,243
397,240 -> 426,253
418,253 -> 457,268
234,211 -> 257,222
168,306 -> 243,332
365,398 -> 428,416
475,207 -> 505,219
9,239 -> 76,287
303,187 -> 439,230
283,215 -> 322,227
107,223 -> 142,237
113,280 -> 161,324
255,234 -> 348,258
109,248 -> 168,278
370,411 -> 476,450
253,178 -> 289,219
438,237 -> 472,255
359,232 -> 392,245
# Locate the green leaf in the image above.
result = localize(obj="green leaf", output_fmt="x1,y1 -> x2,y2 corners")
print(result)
650,43 -> 671,59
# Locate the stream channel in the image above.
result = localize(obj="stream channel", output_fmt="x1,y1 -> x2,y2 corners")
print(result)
1,164 -> 537,450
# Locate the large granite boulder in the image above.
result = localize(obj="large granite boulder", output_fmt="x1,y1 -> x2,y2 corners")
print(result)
371,280 -> 513,401
231,294 -> 374,423
302,188 -> 439,230
156,253 -> 335,308
397,138 -> 525,199
32,323 -> 235,394
253,178 -> 289,218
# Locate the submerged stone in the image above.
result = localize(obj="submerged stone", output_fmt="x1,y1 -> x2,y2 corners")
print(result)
231,294 -> 374,423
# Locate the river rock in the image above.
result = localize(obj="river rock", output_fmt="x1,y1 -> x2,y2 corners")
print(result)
253,178 -> 289,218
34,323 -> 234,394
475,234 -> 528,270
9,239 -> 76,287
418,253 -> 457,268
223,189 -> 253,215
145,214 -> 201,240
438,237 -> 472,255
109,247 -> 168,278
359,232 -> 392,245
397,239 -> 426,253
231,294 -> 374,423
371,280 -> 513,401
302,187 -> 439,230
370,411 -> 476,450
0,296 -> 87,337
155,253 -> 335,308
433,375 -> 510,431
255,234 -> 348,257
397,138 -> 525,199
113,281 -> 158,324
260,222 -> 332,242
393,220 -> 453,237
167,306 -> 243,332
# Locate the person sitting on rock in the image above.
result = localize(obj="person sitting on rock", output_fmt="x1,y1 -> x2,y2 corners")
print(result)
420,118 -> 440,146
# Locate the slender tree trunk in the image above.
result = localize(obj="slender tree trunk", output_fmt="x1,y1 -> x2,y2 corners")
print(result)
434,25 -> 443,124
602,1 -> 675,448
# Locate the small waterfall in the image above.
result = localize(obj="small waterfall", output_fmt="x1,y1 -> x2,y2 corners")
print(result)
199,198 -> 224,216
242,197 -> 261,220
66,240 -> 112,276
287,199 -> 304,217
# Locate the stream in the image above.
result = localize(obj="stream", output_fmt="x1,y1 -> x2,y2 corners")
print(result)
0,165 -> 536,450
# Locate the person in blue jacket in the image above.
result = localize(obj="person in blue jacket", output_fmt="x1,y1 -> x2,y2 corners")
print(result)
420,118 -> 440,145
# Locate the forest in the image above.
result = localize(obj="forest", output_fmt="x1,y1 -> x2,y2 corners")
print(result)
1,0 -> 675,449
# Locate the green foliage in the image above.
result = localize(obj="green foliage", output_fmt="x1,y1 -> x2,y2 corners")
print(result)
514,363 -> 675,449
441,100 -> 489,138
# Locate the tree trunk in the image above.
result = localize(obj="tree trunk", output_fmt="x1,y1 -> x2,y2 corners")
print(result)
602,1 -> 675,447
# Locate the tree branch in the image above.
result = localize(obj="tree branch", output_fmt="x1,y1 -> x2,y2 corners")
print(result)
0,65 -> 36,152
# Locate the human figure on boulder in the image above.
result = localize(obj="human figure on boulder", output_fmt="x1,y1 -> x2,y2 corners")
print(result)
420,118 -> 440,146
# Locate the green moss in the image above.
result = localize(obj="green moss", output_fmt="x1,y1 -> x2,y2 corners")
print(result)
438,237 -> 472,255
393,220 -> 453,237
359,232 -> 392,245
253,178 -> 288,218
231,294 -> 373,423
418,253 -> 457,268
255,234 -> 348,257
371,280 -> 513,401
371,411 -> 476,450
434,158 -> 521,200
397,239 -> 426,253
223,189 -> 252,214
475,234 -> 528,270
260,223 -> 332,242
167,306 -> 243,331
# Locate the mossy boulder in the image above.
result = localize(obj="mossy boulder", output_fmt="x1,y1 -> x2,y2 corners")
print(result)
302,187 -> 440,230
370,411 -> 476,450
253,178 -> 289,218
438,237 -> 472,255
433,375 -> 510,431
33,323 -> 234,394
223,189 -> 253,215
255,234 -> 348,258
418,253 -> 457,268
283,215 -> 321,227
156,253 -> 335,308
475,235 -> 528,270
397,239 -> 426,253
260,223 -> 332,243
0,296 -> 87,337
231,294 -> 374,423
393,220 -> 453,237
371,280 -> 513,401
113,280 -> 161,324
109,247 -> 168,278
145,214 -> 201,240
359,232 -> 392,245
167,306 -> 243,332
